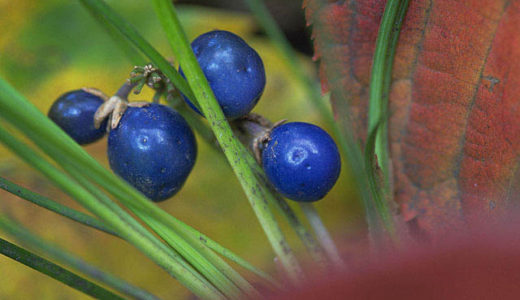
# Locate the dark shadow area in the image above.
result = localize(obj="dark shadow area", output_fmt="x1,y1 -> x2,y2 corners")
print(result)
176,0 -> 314,55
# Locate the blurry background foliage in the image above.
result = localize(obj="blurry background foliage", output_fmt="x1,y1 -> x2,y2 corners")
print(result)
0,0 -> 363,299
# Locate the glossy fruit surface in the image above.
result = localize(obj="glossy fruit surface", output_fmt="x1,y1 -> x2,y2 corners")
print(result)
48,90 -> 107,145
262,122 -> 341,202
108,103 -> 197,202
180,30 -> 266,119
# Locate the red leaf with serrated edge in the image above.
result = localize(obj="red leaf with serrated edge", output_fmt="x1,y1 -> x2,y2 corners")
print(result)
304,0 -> 520,237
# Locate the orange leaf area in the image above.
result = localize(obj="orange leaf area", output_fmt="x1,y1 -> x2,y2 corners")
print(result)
304,0 -> 520,237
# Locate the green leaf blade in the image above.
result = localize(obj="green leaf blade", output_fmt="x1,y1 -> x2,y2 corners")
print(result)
0,237 -> 124,300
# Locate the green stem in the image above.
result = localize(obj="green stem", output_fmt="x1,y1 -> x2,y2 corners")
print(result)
299,203 -> 344,268
151,0 -> 303,283
381,0 -> 411,195
0,236 -> 123,300
368,0 -> 402,185
0,215 -> 158,300
0,177 -> 117,236
365,0 -> 409,241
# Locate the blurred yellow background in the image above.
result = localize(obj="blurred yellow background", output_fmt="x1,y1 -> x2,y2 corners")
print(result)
0,1 -> 363,299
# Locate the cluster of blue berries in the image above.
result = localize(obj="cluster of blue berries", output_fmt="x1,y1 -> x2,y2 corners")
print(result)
48,30 -> 340,203
49,91 -> 196,202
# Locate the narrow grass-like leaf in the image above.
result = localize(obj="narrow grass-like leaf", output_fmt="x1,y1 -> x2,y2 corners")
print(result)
60,154 -> 241,299
61,166 -> 219,290
59,154 -> 250,299
380,0 -> 410,194
0,119 -> 223,299
0,215 -> 158,300
299,203 -> 344,268
0,175 -> 272,287
367,0 -> 409,195
140,213 -> 256,299
0,236 -> 123,300
135,212 -> 243,299
364,119 -> 396,240
364,0 -> 409,242
150,0 -> 303,283
0,177 -> 117,236
179,219 -> 277,286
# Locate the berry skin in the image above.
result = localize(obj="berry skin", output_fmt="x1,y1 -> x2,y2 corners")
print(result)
262,122 -> 341,202
108,103 -> 197,202
180,30 -> 266,119
48,90 -> 107,145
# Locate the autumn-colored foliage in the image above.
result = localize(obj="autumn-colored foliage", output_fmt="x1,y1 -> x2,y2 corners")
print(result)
304,0 -> 520,237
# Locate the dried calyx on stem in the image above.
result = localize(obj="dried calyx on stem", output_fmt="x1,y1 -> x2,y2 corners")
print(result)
92,81 -> 149,131
232,114 -> 286,163
92,63 -> 177,131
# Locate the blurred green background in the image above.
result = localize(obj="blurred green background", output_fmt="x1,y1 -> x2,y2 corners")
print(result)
0,1 -> 364,298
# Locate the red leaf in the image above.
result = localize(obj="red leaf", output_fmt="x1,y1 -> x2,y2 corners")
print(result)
304,0 -> 520,236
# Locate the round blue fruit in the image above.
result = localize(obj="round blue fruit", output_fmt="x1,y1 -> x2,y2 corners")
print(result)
180,30 -> 266,119
108,103 -> 197,202
48,90 -> 107,145
262,122 -> 341,202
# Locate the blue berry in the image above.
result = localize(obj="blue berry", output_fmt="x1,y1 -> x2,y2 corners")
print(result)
262,122 -> 341,202
48,90 -> 107,145
180,30 -> 266,119
108,103 -> 197,202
